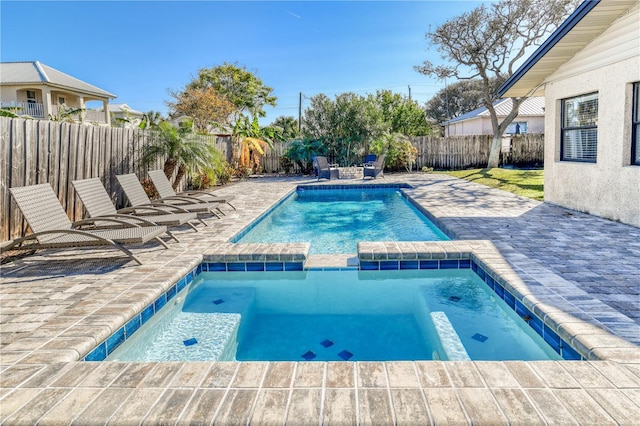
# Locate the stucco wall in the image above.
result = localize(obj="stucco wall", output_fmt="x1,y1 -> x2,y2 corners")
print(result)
543,55 -> 640,227
446,115 -> 545,136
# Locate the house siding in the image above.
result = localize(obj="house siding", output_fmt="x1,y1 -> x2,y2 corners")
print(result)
543,6 -> 640,227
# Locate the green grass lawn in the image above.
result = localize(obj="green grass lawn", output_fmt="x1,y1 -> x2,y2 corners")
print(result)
434,168 -> 544,200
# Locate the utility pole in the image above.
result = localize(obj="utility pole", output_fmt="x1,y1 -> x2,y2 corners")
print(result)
408,85 -> 412,101
298,92 -> 302,133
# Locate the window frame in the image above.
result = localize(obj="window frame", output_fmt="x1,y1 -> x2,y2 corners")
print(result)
560,92 -> 599,163
632,82 -> 640,166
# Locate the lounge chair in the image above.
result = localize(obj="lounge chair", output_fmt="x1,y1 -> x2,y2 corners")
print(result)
363,154 -> 386,179
116,173 -> 223,220
6,183 -> 170,265
315,156 -> 339,181
148,170 -> 235,211
72,178 -> 205,238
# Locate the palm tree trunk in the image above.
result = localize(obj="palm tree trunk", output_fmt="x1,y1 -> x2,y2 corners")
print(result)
173,164 -> 187,191
163,158 -> 177,180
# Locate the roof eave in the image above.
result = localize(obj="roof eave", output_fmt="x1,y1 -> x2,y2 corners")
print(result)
498,0 -> 601,97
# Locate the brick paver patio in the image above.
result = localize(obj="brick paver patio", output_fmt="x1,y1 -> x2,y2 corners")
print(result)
1,173 -> 638,424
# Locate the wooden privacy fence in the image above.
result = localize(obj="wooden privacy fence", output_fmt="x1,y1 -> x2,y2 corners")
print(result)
1,115 -> 544,242
0,117 -> 230,242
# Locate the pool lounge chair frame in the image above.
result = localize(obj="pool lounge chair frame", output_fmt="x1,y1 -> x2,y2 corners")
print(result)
116,174 -> 223,221
6,183 -> 170,265
315,156 -> 339,181
72,178 -> 205,239
148,170 -> 236,211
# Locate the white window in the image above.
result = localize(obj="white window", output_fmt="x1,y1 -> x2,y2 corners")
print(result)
561,92 -> 598,162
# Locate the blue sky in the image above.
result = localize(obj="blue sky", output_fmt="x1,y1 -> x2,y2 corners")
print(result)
1,1 -> 484,125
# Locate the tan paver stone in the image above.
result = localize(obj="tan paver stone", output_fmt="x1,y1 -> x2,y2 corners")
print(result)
36,387 -> 102,425
357,388 -> 394,426
178,388 -> 225,425
357,362 -> 387,388
326,362 -> 354,388
285,388 -> 322,425
231,362 -> 266,388
525,388 -> 579,424
141,388 -> 195,425
48,362 -> 100,387
553,388 -> 617,425
444,361 -> 484,387
504,361 -> 546,388
457,387 -> 508,425
19,348 -> 78,364
0,350 -> 28,365
106,388 -> 164,425
591,361 -> 640,388
386,362 -> 420,388
72,387 -> 134,425
79,361 -> 131,387
0,363 -> 45,388
586,388 -> 640,424
262,361 -> 295,388
415,361 -> 451,387
475,361 -> 521,388
0,388 -> 41,421
169,361 -> 211,387
423,388 -> 468,424
390,388 -> 430,425
559,361 -> 615,388
213,389 -> 257,425
2,336 -> 49,352
294,361 -> 325,387
529,361 -> 581,389
20,362 -> 76,388
249,389 -> 289,425
491,388 -> 546,425
107,362 -> 157,387
2,388 -> 71,425
138,362 -> 182,387
323,388 -> 357,425
201,362 -> 238,388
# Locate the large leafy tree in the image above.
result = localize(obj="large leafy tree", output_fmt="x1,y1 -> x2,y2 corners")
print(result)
374,90 -> 434,136
415,0 -> 579,167
166,86 -> 235,134
188,63 -> 277,118
424,78 -> 501,125
232,115 -> 283,174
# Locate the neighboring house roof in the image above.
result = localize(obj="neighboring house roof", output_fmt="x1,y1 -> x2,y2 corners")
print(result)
0,61 -> 116,99
102,103 -> 143,116
442,97 -> 545,125
499,0 -> 638,97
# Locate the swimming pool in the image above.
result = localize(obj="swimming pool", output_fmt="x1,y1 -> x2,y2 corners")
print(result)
106,269 -> 561,362
232,185 -> 449,254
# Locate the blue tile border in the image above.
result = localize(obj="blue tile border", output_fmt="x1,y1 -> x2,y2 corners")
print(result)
83,267 -> 198,362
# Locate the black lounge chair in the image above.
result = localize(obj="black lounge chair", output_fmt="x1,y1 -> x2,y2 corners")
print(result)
315,156 -> 339,181
363,154 -> 386,179
6,183 -> 170,265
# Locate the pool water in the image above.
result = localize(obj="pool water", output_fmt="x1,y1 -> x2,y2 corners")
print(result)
233,187 -> 449,254
107,270 -> 561,362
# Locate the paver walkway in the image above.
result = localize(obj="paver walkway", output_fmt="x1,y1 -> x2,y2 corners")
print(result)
1,173 -> 639,424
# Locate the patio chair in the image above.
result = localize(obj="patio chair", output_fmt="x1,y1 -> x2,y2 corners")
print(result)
6,183 -> 170,265
315,156 -> 339,181
363,154 -> 386,179
364,154 -> 377,166
116,173 -> 223,220
72,178 -> 206,239
148,170 -> 235,211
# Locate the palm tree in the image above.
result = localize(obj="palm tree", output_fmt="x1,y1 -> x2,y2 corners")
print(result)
142,122 -> 224,190
139,111 -> 164,130
232,116 -> 282,174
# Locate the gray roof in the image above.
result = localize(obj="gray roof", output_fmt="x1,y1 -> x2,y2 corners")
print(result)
0,61 -> 116,99
105,103 -> 143,115
442,97 -> 545,125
